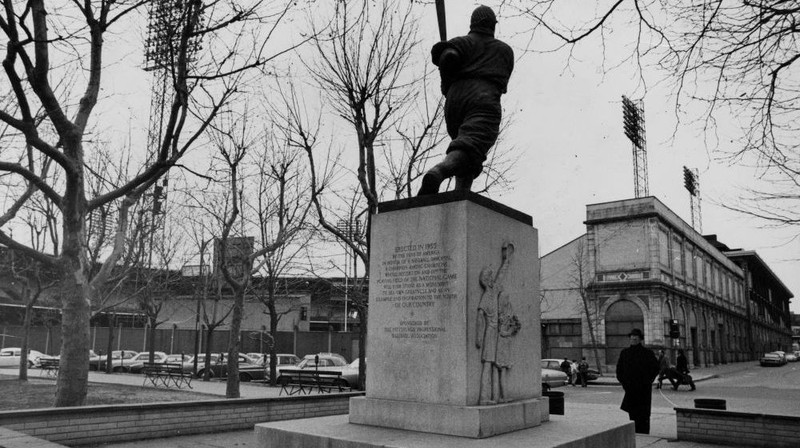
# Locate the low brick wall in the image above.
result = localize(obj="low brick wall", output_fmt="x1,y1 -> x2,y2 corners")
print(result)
676,407 -> 800,448
0,392 -> 360,447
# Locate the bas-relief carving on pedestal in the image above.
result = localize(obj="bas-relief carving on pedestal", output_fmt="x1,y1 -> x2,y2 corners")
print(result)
476,242 -> 521,405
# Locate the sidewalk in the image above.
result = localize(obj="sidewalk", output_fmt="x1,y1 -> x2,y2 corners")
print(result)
590,360 -> 754,386
5,362 -> 756,447
90,362 -> 760,448
83,370 -> 289,399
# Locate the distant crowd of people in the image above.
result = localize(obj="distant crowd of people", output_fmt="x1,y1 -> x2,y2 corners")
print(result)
559,357 -> 590,387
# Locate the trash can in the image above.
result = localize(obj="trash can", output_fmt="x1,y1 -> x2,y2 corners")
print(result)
694,398 -> 726,410
543,390 -> 564,415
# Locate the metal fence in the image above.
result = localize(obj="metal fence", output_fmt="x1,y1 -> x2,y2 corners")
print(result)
0,325 -> 361,361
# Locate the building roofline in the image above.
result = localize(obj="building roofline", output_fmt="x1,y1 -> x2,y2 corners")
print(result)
584,196 -> 742,276
541,233 -> 587,259
724,250 -> 794,299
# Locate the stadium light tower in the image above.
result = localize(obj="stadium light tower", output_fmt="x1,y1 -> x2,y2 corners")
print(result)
622,96 -> 649,198
683,166 -> 702,233
143,1 -> 203,225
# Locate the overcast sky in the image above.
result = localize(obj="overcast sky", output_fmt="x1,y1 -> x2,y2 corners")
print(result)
434,2 -> 799,311
91,1 -> 797,312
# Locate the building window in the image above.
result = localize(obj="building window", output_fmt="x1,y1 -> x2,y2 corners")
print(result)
672,236 -> 684,277
696,256 -> 704,289
658,228 -> 670,268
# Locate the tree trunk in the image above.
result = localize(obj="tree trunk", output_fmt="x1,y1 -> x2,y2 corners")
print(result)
55,275 -> 91,407
147,315 -> 157,363
357,306 -> 367,391
581,293 -> 603,375
225,287 -> 244,398
20,300 -> 33,381
268,298 -> 278,386
203,328 -> 214,381
54,135 -> 91,407
104,320 -> 115,373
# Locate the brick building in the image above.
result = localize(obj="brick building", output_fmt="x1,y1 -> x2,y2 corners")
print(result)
540,197 -> 793,371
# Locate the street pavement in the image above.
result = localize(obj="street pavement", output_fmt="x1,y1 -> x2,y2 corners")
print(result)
85,362 -> 761,448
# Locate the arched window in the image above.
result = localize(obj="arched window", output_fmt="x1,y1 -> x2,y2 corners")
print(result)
605,300 -> 644,365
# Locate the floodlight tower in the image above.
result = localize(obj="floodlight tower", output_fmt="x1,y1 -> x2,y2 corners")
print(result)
622,96 -> 649,198
142,1 -> 203,254
683,166 -> 702,233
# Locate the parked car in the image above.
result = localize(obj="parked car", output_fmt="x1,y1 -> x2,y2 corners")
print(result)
120,352 -> 168,373
87,350 -> 101,369
253,353 -> 302,381
541,358 -> 600,382
785,352 -> 798,363
276,353 -> 353,388
0,347 -> 47,368
104,350 -> 140,372
541,368 -> 568,390
304,352 -> 348,364
164,354 -> 195,373
251,353 -> 301,369
194,353 -> 266,381
760,352 -> 785,367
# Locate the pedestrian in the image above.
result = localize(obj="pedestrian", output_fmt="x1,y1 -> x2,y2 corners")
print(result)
570,360 -> 579,386
656,349 -> 673,389
560,357 -> 573,386
616,328 -> 660,434
418,5 -> 515,195
577,357 -> 590,387
675,349 -> 696,391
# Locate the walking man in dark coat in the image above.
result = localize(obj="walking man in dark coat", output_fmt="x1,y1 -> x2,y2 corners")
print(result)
418,5 -> 514,195
616,328 -> 660,434
560,358 -> 573,385
675,349 -> 696,391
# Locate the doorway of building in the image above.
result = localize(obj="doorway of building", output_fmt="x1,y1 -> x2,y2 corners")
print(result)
604,299 -> 644,366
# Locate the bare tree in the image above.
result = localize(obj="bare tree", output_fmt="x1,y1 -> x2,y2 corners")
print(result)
182,223 -> 234,382
199,106 -> 312,398
503,0 -> 800,228
249,129 -> 314,386
278,0 -> 435,389
0,0 -> 301,407
0,243 -> 58,380
570,238 -> 603,375
132,221 -> 185,365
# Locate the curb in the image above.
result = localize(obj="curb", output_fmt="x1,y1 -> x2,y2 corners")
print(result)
585,373 -> 718,387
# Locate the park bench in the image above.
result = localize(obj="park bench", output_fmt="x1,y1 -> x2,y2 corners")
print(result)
39,358 -> 59,378
141,362 -> 193,389
278,369 -> 349,396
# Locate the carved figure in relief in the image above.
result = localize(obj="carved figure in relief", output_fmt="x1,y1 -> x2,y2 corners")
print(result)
476,242 -> 520,405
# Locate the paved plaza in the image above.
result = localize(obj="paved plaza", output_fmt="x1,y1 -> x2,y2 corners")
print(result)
83,362 -> 754,447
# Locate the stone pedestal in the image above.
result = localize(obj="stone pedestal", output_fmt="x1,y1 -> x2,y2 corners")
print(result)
255,192 -> 635,447
256,414 -> 636,448
349,191 -> 546,438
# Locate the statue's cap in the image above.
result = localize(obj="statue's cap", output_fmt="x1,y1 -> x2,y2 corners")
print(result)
470,5 -> 497,30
